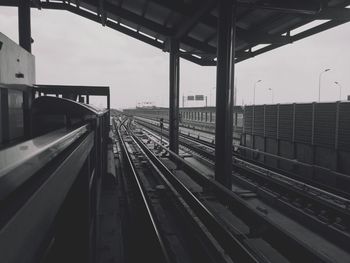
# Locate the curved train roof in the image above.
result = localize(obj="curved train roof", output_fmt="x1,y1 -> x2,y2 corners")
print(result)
4,0 -> 350,65
32,96 -> 108,117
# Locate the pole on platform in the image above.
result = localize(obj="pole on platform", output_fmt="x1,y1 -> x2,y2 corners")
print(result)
18,0 -> 32,53
214,0 -> 237,188
169,39 -> 180,154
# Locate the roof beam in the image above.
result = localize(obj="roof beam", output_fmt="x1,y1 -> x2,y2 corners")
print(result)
199,10 -> 293,45
136,0 -> 150,32
237,28 -> 291,44
43,1 -> 212,65
174,0 -> 216,40
82,0 -> 173,36
316,7 -> 350,21
50,3 -> 165,50
182,37 -> 216,54
238,0 -> 322,15
235,18 -> 350,64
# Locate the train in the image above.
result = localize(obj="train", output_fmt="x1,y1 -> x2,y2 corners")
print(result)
0,84 -> 111,263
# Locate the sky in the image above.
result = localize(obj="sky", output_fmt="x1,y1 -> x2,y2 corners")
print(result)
1,6 -> 350,109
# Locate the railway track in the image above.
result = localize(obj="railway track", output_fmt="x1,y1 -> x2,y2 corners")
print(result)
116,121 -> 257,263
129,116 -> 350,257
136,116 -> 349,199
112,115 -> 350,262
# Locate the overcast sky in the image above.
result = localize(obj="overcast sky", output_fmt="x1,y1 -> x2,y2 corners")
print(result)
1,7 -> 350,109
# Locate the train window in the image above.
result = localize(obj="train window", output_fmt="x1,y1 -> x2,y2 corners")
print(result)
211,113 -> 216,123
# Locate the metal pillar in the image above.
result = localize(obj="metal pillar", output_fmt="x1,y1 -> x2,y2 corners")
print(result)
214,0 -> 237,188
18,0 -> 31,53
169,39 -> 180,154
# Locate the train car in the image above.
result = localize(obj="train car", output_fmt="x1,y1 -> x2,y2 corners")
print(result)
0,94 -> 111,263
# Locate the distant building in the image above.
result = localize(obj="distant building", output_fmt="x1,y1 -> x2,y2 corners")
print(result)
136,101 -> 156,108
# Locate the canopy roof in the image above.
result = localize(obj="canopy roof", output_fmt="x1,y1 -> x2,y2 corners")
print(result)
4,0 -> 350,65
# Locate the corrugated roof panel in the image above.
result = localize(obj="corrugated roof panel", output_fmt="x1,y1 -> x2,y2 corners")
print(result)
145,2 -> 174,25
121,0 -> 146,16
188,23 -> 216,42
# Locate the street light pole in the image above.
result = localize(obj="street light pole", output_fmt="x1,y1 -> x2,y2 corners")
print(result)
253,79 -> 262,105
268,88 -> 274,104
318,68 -> 330,102
335,81 -> 342,101
209,86 -> 215,106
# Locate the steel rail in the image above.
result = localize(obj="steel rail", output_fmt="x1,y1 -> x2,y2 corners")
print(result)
137,117 -> 350,207
137,116 -> 345,183
138,122 -> 350,254
130,123 -> 342,262
128,129 -> 263,263
116,125 -> 172,263
121,122 -> 234,263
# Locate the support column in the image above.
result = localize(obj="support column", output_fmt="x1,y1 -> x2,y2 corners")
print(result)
215,0 -> 237,188
169,39 -> 180,154
18,0 -> 32,53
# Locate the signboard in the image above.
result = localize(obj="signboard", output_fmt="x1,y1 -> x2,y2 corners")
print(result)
136,101 -> 155,108
195,95 -> 204,101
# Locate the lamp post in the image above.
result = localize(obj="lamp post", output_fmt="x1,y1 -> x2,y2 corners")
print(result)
209,87 -> 215,106
318,68 -> 330,102
253,79 -> 262,105
334,81 -> 342,101
268,87 -> 274,104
